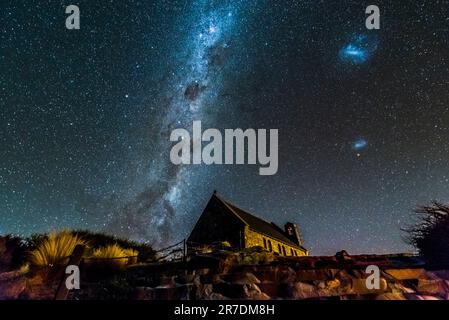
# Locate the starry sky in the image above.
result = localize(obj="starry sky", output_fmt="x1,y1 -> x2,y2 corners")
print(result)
1,0 -> 449,255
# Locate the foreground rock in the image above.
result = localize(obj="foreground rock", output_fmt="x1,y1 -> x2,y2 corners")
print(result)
1,250 -> 448,300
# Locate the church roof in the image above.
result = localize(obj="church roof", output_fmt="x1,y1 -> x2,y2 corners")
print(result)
213,193 -> 307,251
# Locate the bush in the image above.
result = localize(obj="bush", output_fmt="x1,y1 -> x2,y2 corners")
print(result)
0,235 -> 28,271
29,231 -> 86,267
233,247 -> 276,265
89,244 -> 138,270
405,201 -> 449,268
71,230 -> 156,262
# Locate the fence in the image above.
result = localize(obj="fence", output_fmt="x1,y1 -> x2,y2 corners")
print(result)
153,239 -> 186,262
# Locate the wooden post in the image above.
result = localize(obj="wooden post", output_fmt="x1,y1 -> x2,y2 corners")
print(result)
183,239 -> 186,262
54,244 -> 85,300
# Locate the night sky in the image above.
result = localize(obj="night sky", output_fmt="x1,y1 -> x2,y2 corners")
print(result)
2,1 -> 449,255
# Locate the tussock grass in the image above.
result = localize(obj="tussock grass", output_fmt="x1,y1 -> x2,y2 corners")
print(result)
29,231 -> 86,267
91,244 -> 138,268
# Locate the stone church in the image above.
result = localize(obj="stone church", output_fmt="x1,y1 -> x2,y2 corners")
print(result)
188,192 -> 308,256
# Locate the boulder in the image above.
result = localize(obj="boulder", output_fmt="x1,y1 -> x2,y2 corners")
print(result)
349,278 -> 388,295
385,268 -> 427,280
152,284 -> 192,300
242,283 -> 270,300
335,250 -> 352,262
416,279 -> 449,297
227,272 -> 260,285
0,278 -> 27,300
258,281 -> 282,297
133,287 -> 155,300
287,282 -> 320,300
296,269 -> 339,281
404,293 -> 442,300
374,292 -> 406,300
427,270 -> 449,280
195,284 -> 214,300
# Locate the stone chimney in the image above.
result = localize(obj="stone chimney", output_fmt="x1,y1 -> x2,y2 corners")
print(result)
284,222 -> 302,246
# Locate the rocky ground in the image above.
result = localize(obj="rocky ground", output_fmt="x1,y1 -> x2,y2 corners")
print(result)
1,247 -> 449,300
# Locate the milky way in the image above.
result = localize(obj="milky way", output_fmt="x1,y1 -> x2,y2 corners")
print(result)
104,0 -> 250,245
2,1 -> 449,254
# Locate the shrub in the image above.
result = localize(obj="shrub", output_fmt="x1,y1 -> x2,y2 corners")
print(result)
405,201 -> 449,268
29,231 -> 86,267
90,244 -> 138,269
239,251 -> 275,265
72,230 -> 156,262
0,235 -> 28,271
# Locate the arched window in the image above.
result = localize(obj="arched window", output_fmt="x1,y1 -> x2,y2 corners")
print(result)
267,240 -> 272,252
263,238 -> 267,249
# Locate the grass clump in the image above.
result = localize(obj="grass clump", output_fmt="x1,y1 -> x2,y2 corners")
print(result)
72,230 -> 155,262
29,231 -> 86,267
89,244 -> 138,270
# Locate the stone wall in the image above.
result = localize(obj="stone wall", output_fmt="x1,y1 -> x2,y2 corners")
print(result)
244,227 -> 306,257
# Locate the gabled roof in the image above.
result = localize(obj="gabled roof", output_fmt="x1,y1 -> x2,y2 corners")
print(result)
213,193 -> 307,252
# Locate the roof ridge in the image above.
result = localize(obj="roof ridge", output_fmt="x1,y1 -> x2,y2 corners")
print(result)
213,193 -> 249,226
214,193 -> 272,226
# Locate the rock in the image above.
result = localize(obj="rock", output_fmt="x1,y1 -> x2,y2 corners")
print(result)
427,270 -> 449,280
195,284 -> 214,300
349,278 -> 388,295
200,273 -> 222,285
242,283 -> 270,300
0,278 -> 27,300
153,284 -> 192,300
227,272 -> 260,285
324,279 -> 341,290
287,282 -> 320,300
250,266 -> 277,282
416,279 -> 449,297
385,268 -> 427,280
279,267 -> 297,283
158,275 -> 176,287
258,281 -> 281,297
214,282 -> 245,299
388,282 -> 415,294
206,293 -> 229,300
335,250 -> 352,262
296,269 -> 339,281
175,274 -> 196,284
374,292 -> 406,300
133,287 -> 155,300
0,270 -> 23,281
404,293 -> 442,300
